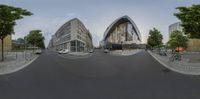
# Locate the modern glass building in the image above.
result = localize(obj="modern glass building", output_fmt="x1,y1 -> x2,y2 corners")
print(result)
169,22 -> 184,37
48,18 -> 93,52
101,15 -> 142,50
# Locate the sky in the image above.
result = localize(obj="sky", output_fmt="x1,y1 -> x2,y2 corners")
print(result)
0,0 -> 200,47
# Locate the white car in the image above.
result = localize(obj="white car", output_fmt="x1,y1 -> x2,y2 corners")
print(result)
58,49 -> 69,54
89,49 -> 94,53
35,49 -> 42,54
104,49 -> 110,53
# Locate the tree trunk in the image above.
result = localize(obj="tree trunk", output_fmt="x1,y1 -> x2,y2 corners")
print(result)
1,38 -> 4,61
33,43 -> 35,53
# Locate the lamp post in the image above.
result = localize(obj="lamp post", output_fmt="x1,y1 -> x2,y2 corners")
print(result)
121,41 -> 123,53
24,36 -> 27,61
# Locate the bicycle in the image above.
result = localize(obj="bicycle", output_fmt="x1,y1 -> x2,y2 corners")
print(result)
169,52 -> 182,62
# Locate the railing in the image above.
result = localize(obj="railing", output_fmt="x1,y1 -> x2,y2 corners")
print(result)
0,50 -> 37,66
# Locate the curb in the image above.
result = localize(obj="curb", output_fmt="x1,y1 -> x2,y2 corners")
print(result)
148,51 -> 200,75
0,55 -> 39,75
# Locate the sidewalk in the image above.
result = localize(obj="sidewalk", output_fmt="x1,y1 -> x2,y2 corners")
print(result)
148,50 -> 200,75
110,49 -> 142,56
0,51 -> 39,75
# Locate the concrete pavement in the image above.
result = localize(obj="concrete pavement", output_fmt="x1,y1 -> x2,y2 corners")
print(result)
148,50 -> 200,75
0,51 -> 39,75
0,50 -> 200,99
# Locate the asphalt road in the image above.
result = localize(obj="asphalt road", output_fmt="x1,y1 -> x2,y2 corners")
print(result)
0,50 -> 200,99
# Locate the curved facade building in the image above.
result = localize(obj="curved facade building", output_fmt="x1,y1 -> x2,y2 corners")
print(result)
102,15 -> 141,49
49,18 -> 93,52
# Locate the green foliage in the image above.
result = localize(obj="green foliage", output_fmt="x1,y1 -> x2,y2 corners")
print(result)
174,4 -> 200,38
12,38 -> 25,50
37,39 -> 45,49
26,30 -> 45,49
17,38 -> 25,44
168,30 -> 188,49
147,28 -> 163,48
0,4 -> 33,39
0,4 -> 32,61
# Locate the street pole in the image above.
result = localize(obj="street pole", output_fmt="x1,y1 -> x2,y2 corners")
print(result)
76,40 -> 77,53
121,41 -> 123,54
24,37 -> 27,61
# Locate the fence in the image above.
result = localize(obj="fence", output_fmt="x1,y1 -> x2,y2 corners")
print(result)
187,39 -> 200,52
0,51 -> 36,66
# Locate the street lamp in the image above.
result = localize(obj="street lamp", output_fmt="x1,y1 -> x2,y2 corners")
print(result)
24,36 -> 27,61
121,41 -> 123,52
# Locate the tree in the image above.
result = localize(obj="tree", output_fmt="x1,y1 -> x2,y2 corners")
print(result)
37,39 -> 45,49
17,38 -> 25,44
16,38 -> 25,50
168,30 -> 188,50
0,4 -> 32,61
174,4 -> 200,38
26,30 -> 45,51
147,28 -> 163,48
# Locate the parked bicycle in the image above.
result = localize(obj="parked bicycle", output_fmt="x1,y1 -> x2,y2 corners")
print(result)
169,52 -> 182,62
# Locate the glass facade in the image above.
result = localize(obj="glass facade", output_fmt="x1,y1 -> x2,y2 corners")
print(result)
70,40 -> 76,52
102,15 -> 141,49
169,22 -> 183,36
70,40 -> 85,52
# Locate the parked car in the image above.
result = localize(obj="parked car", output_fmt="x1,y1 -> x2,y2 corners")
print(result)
159,49 -> 167,56
35,49 -> 42,54
57,49 -> 62,53
104,49 -> 110,53
58,49 -> 69,54
89,49 -> 94,53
